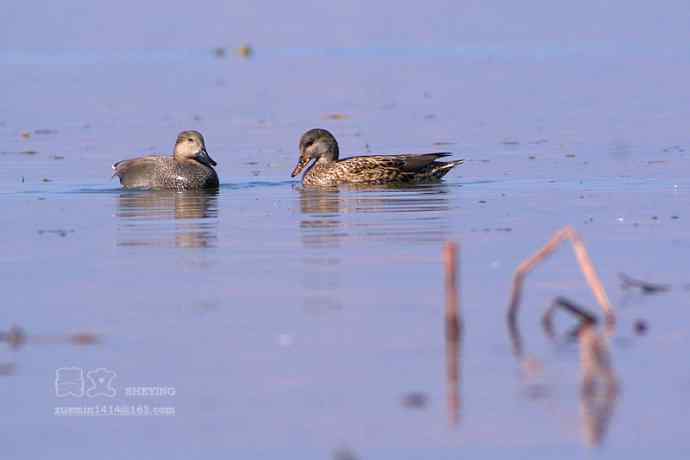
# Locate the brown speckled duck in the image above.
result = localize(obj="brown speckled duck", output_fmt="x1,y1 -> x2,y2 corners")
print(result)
113,131 -> 219,190
291,128 -> 463,186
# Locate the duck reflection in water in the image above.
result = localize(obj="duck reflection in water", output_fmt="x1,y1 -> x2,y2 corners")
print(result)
298,183 -> 452,246
299,187 -> 344,249
297,184 -> 453,311
298,187 -> 344,311
116,190 -> 219,248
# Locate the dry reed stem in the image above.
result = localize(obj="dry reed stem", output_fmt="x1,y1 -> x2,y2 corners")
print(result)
443,242 -> 461,427
508,226 -> 615,327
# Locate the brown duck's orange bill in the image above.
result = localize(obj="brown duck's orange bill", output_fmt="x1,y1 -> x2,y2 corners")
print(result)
291,155 -> 310,177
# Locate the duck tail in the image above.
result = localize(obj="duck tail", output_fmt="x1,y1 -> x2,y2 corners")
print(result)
432,159 -> 464,178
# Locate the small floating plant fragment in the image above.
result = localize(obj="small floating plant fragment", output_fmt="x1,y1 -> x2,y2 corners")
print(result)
619,273 -> 671,294
34,128 -> 58,135
37,229 -> 74,237
322,113 -> 350,121
213,47 -> 226,58
401,392 -> 429,409
237,43 -> 253,58
1,325 -> 100,350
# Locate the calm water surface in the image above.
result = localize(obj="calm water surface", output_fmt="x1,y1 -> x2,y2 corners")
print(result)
2,1 -> 690,458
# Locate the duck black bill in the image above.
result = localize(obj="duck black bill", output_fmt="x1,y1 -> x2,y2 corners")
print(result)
291,154 -> 310,177
196,148 -> 217,167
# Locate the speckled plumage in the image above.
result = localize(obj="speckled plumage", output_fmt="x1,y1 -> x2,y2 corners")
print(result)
113,131 -> 219,191
291,129 -> 463,186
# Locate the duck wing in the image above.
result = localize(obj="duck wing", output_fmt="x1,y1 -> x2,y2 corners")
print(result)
339,152 -> 453,172
112,155 -> 169,188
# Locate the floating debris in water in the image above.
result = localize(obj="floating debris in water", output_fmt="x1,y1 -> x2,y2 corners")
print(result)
34,128 -> 58,135
634,319 -> 648,335
20,131 -> 31,139
322,113 -> 350,121
42,178 -> 52,182
401,392 -> 429,409
1,325 -> 27,349
237,43 -> 253,58
565,153 -> 577,158
70,333 -> 100,345
332,447 -> 358,460
1,325 -> 99,349
542,297 -> 598,342
471,227 -> 513,233
662,145 -> 685,153
522,383 -> 551,400
1,150 -> 38,156
37,229 -> 74,237
213,47 -> 226,58
0,363 -> 16,376
619,273 -> 671,294
51,155 -> 65,160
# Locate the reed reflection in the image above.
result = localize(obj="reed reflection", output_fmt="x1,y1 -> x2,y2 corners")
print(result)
443,242 -> 462,426
508,297 -> 619,447
579,324 -> 618,448
116,190 -> 219,248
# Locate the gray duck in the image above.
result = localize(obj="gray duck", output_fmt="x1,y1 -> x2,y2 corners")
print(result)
113,130 -> 219,190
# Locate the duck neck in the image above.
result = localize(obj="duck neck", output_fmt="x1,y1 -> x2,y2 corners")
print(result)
319,143 -> 339,163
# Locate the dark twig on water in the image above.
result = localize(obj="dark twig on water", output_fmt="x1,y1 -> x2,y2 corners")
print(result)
619,273 -> 671,294
542,297 -> 598,340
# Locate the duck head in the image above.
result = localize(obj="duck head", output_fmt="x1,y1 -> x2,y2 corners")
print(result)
174,130 -> 217,168
291,128 -> 339,177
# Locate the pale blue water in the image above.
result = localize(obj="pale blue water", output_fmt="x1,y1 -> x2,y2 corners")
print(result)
2,1 -> 690,458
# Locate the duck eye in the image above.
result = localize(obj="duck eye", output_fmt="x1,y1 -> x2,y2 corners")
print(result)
187,138 -> 194,142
